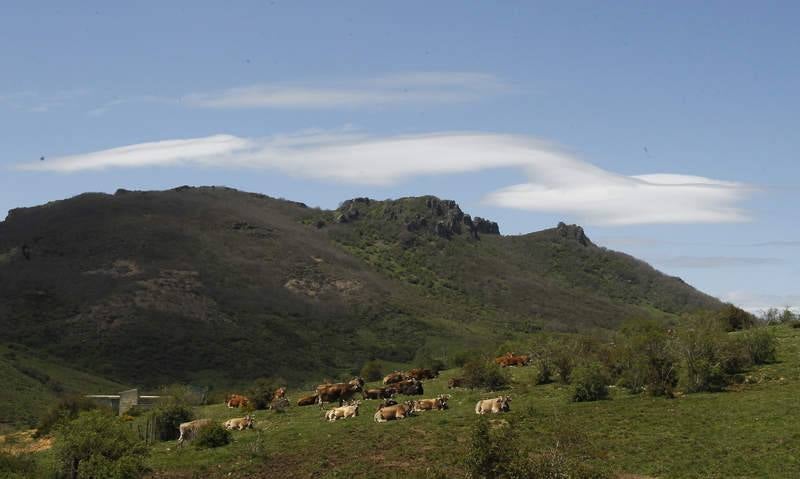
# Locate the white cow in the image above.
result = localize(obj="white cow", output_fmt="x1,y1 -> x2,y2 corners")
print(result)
474,396 -> 511,415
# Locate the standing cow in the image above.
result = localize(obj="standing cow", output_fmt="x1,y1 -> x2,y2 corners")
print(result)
177,419 -> 213,447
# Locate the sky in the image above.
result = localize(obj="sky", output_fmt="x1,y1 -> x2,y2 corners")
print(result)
1,1 -> 798,313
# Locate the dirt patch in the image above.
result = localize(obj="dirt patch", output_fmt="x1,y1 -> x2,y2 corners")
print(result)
84,259 -> 141,278
0,430 -> 53,454
284,277 -> 362,298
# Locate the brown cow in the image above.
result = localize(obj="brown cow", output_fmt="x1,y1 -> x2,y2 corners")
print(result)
375,398 -> 398,411
385,378 -> 424,396
363,387 -> 393,400
382,371 -> 406,385
374,401 -> 415,422
448,377 -> 465,388
406,368 -> 437,380
316,377 -> 364,407
412,394 -> 450,412
274,387 -> 287,399
495,352 -> 530,367
226,394 -> 250,408
297,394 -> 318,406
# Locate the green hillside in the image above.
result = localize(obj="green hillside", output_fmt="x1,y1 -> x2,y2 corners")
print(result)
0,187 -> 723,388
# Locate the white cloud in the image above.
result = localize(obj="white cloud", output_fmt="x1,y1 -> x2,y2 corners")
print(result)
183,72 -> 508,109
720,291 -> 800,314
658,256 -> 783,268
15,130 -> 753,225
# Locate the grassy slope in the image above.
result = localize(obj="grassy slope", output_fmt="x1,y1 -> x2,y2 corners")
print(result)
0,344 -> 125,431
119,325 -> 800,479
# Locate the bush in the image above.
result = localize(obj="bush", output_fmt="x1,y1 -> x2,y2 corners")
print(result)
193,424 -> 231,449
615,320 -> 678,397
463,418 -> 516,479
451,350 -> 479,368
677,315 -> 734,392
461,359 -> 510,391
534,358 -> 553,385
148,403 -> 194,441
0,450 -> 37,479
54,409 -> 149,479
360,360 -> 383,382
739,328 -> 778,365
716,304 -> 756,331
248,377 -> 284,410
35,395 -> 100,438
571,362 -> 610,402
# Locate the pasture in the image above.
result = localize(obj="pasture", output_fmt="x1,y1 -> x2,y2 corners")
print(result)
129,326 -> 800,478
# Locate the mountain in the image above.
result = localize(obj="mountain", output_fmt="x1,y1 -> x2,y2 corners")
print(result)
0,186 -> 723,387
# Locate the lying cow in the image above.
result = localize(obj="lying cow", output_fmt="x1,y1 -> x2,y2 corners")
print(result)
274,387 -> 287,399
475,396 -> 512,415
226,394 -> 250,408
316,377 -> 364,407
448,377 -> 465,389
325,401 -> 361,421
385,378 -> 424,396
412,394 -> 450,412
362,387 -> 393,400
177,418 -> 213,447
495,352 -> 530,367
224,415 -> 255,431
297,394 -> 318,406
374,401 -> 415,422
382,371 -> 406,385
405,367 -> 437,380
375,398 -> 398,411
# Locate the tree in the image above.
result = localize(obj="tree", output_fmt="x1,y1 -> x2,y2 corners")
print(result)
616,319 -> 678,397
360,360 -> 383,382
54,410 -> 148,479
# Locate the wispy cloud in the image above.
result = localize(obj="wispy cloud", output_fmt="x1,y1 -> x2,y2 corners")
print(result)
182,72 -> 509,109
0,89 -> 89,113
720,291 -> 800,313
15,130 -> 753,225
657,256 -> 783,268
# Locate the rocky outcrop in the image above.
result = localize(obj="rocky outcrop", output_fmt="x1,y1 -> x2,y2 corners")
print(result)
556,222 -> 592,247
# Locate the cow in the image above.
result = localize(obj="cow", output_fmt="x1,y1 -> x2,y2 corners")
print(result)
406,368 -> 437,380
226,394 -> 250,408
177,419 -> 213,447
374,401 -> 415,422
495,352 -> 530,367
475,396 -> 512,415
316,377 -> 364,407
375,398 -> 398,411
297,394 -> 318,406
362,387 -> 394,400
224,415 -> 255,431
412,394 -> 450,412
274,387 -> 287,399
385,378 -> 424,396
324,401 -> 361,422
382,371 -> 406,385
448,377 -> 465,389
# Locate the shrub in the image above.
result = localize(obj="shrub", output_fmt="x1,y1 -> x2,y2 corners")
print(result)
360,360 -> 383,382
463,417 -> 516,479
193,424 -> 231,449
615,319 -> 678,397
248,377 -> 284,410
534,358 -> 553,385
0,450 -> 37,479
148,403 -> 194,441
739,328 -> 778,365
571,362 -> 610,402
461,359 -> 510,391
54,409 -> 149,479
716,304 -> 756,331
35,395 -> 100,438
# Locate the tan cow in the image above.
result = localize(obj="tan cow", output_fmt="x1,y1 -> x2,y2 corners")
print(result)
324,401 -> 361,422
225,394 -> 250,408
177,418 -> 213,447
475,396 -> 511,415
274,387 -> 287,399
412,394 -> 450,412
374,401 -> 414,422
224,415 -> 255,431
382,371 -> 406,385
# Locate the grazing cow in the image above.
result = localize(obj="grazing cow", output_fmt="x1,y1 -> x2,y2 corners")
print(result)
362,387 -> 393,400
325,401 -> 361,422
385,378 -> 424,396
374,401 -> 415,422
495,352 -> 530,367
382,371 -> 406,385
316,377 -> 364,407
406,368 -> 437,380
448,377 -> 465,389
224,415 -> 255,431
177,418 -> 213,447
412,394 -> 450,412
274,387 -> 287,399
475,396 -> 512,415
297,394 -> 318,406
375,398 -> 398,411
226,394 -> 250,408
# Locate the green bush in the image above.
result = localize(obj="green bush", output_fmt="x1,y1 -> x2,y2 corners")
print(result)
716,304 -> 756,331
360,360 -> 383,382
677,314 -> 740,392
571,362 -> 610,402
534,358 -> 553,385
148,403 -> 194,441
54,409 -> 149,479
615,320 -> 678,397
739,328 -> 778,365
35,395 -> 100,438
193,424 -> 232,449
461,359 -> 510,391
463,417 -> 516,479
0,450 -> 37,479
248,377 -> 284,410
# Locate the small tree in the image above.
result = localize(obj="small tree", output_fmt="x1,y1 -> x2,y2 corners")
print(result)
677,314 -> 734,392
35,395 -> 99,438
54,410 -> 149,479
248,377 -> 284,410
616,319 -> 679,397
360,360 -> 383,382
463,418 -> 517,479
571,362 -> 610,402
461,359 -> 510,391
739,327 -> 778,365
147,402 -> 194,441
193,424 -> 231,449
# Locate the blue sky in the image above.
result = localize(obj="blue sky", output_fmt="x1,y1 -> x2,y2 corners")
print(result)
1,1 -> 798,312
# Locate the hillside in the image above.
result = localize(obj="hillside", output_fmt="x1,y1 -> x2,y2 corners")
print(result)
0,186 -> 723,387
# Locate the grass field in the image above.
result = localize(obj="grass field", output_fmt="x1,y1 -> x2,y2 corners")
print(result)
58,325 -> 792,478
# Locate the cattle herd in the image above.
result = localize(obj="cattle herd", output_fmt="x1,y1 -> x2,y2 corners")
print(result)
176,355 -> 530,446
